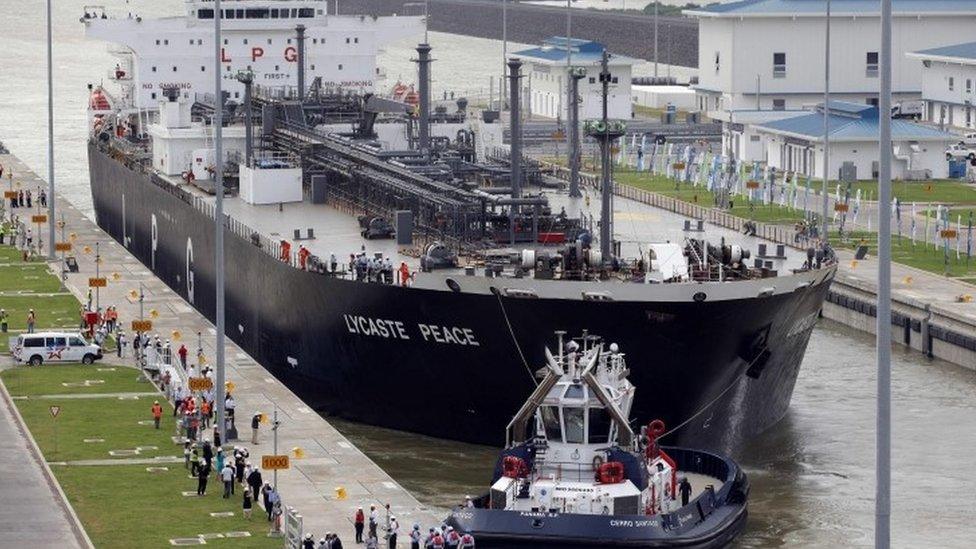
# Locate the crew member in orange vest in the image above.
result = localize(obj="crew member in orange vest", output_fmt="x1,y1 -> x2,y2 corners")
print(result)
151,400 -> 163,429
280,240 -> 292,263
298,245 -> 311,270
398,262 -> 410,287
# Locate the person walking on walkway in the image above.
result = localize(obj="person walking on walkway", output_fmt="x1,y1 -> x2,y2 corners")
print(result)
679,477 -> 693,506
261,483 -> 274,521
387,516 -> 399,549
251,412 -> 261,444
178,343 -> 188,369
409,524 -> 421,549
151,400 -> 163,429
354,507 -> 365,543
26,309 -> 35,334
221,462 -> 235,498
368,504 -> 378,540
247,466 -> 263,504
0,308 -> 8,333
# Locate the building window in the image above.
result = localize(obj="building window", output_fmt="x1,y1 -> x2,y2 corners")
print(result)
345,37 -> 350,44
226,65 -> 232,72
714,51 -> 720,74
235,92 -> 240,99
225,9 -> 236,19
268,38 -> 273,45
155,39 -> 160,45
773,53 -> 786,77
201,66 -> 205,72
338,64 -> 343,70
172,66 -> 177,72
354,37 -> 359,44
164,39 -> 169,45
151,92 -> 157,100
772,99 -> 786,111
198,9 -> 214,19
243,38 -> 248,45
151,66 -> 157,72
866,51 -> 879,77
949,77 -> 955,91
197,40 -> 203,45
274,65 -> 279,71
223,39 -> 228,45
310,64 -> 316,70
313,39 -> 318,44
589,77 -> 596,84
968,79 -> 973,94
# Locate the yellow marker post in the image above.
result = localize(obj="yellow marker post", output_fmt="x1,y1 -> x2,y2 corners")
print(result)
335,487 -> 348,500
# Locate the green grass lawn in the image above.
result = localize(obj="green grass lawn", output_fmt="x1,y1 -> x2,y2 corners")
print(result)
1,363 -> 148,396
921,206 -> 976,221
4,363 -> 278,548
0,244 -> 82,352
611,169 -> 808,225
843,179 -> 976,205
0,262 -> 63,293
834,230 -> 976,279
55,464 -> 279,549
10,394 -> 180,462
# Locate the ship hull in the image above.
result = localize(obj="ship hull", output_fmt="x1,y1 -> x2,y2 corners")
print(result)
89,143 -> 833,453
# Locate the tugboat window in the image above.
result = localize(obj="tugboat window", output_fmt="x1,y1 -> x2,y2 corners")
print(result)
298,8 -> 315,18
588,408 -> 611,444
540,406 -> 562,442
564,384 -> 585,400
198,9 -> 214,19
563,407 -> 585,444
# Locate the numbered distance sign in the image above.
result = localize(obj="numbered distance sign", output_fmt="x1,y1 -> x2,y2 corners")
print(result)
88,277 -> 108,288
188,377 -> 214,392
262,455 -> 290,470
131,320 -> 153,332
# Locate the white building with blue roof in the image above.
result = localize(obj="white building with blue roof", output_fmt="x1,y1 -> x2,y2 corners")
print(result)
907,42 -> 976,131
684,0 -> 976,115
513,37 -> 635,121
754,101 -> 955,180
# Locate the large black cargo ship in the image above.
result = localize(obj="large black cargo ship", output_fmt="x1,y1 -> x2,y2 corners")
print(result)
88,138 -> 833,451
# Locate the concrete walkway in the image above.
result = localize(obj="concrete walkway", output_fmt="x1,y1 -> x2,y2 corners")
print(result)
1,152 -> 442,541
0,381 -> 90,548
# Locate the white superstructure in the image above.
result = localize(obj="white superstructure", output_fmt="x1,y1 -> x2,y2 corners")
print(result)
907,42 -> 976,131
82,0 -> 423,111
684,0 -> 976,117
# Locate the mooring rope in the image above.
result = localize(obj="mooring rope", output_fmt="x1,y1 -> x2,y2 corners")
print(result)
494,290 -> 538,386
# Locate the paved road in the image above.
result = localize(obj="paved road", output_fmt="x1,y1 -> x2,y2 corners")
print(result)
0,378 -> 90,549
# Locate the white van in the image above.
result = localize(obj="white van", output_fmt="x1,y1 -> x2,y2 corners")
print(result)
11,332 -> 103,366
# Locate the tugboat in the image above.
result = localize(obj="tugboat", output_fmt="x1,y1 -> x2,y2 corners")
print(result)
445,332 -> 749,548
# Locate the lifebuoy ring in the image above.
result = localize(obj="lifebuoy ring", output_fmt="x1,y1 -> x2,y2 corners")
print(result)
597,461 -> 625,484
502,455 -> 528,479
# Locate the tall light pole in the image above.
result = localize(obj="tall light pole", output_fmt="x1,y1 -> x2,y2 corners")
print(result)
876,1 -> 893,547
213,0 -> 227,444
46,0 -> 55,260
653,1 -> 659,78
821,0 -> 831,241
501,0 -> 508,113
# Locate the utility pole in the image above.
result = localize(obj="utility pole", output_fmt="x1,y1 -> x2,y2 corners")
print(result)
46,0 -> 55,260
653,1 -> 659,78
501,0 -> 508,113
272,406 -> 281,489
821,0 -> 831,241
213,0 -> 227,445
876,1 -> 892,547
95,242 -> 100,311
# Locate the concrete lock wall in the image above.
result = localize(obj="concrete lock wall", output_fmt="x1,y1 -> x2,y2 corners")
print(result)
823,276 -> 976,371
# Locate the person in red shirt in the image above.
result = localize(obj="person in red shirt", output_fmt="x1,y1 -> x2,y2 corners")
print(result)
354,507 -> 365,543
178,344 -> 188,369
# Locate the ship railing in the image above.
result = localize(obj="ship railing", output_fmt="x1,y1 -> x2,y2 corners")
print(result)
535,462 -> 596,484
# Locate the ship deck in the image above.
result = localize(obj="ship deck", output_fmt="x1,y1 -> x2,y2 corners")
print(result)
160,172 -> 808,279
